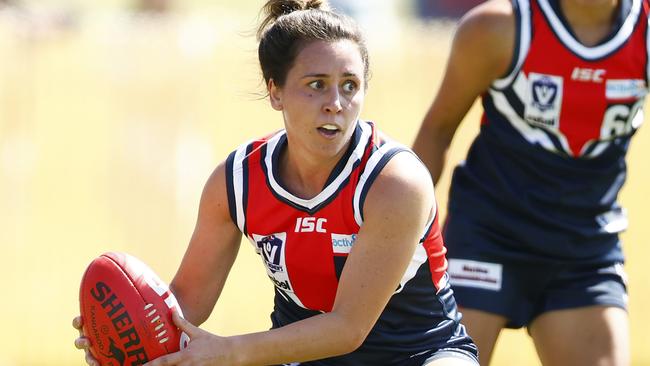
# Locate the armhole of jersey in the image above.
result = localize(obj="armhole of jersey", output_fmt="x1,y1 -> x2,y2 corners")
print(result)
419,202 -> 438,243
492,0 -> 531,90
225,151 -> 238,228
226,142 -> 252,236
352,145 -> 409,226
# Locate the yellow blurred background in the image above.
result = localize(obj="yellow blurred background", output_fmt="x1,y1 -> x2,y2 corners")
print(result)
0,1 -> 648,365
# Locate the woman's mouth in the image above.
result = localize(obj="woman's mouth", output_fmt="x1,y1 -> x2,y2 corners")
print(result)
317,124 -> 340,138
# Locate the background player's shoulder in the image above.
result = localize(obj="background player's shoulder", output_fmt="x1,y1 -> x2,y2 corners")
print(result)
457,0 -> 515,40
449,0 -> 517,83
79,252 -> 188,365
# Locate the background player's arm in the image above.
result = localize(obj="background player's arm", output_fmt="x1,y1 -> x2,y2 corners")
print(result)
412,0 -> 515,183
169,161 -> 243,326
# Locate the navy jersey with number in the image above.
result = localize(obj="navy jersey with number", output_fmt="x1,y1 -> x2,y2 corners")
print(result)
225,120 -> 473,365
446,0 -> 649,262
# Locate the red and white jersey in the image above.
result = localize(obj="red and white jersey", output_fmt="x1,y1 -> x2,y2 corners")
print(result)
224,120 -> 448,314
486,0 -> 648,158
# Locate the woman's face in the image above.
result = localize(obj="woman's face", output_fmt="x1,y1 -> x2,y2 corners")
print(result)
269,39 -> 366,161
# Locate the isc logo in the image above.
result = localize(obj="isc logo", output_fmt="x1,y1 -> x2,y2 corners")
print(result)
571,67 -> 606,83
295,217 -> 327,233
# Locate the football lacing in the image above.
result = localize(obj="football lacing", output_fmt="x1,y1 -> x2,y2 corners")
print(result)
144,303 -> 170,344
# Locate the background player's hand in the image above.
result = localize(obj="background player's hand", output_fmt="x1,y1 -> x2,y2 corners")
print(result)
72,316 -> 99,366
145,311 -> 234,366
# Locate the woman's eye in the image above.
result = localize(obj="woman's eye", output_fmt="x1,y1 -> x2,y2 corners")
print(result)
342,80 -> 358,93
308,80 -> 324,89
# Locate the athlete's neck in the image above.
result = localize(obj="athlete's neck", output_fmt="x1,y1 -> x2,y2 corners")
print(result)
278,144 -> 340,200
560,0 -> 620,46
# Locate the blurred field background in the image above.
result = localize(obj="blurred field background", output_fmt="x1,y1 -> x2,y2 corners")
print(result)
0,0 -> 648,365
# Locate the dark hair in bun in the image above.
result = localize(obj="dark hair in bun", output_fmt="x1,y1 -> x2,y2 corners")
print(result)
257,0 -> 369,87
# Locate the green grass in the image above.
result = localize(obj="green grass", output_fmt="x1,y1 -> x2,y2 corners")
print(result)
0,11 -> 648,366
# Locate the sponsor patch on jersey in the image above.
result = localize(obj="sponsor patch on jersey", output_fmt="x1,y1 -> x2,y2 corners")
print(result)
605,79 -> 646,100
251,232 -> 294,292
524,73 -> 563,130
447,259 -> 502,291
331,233 -> 356,254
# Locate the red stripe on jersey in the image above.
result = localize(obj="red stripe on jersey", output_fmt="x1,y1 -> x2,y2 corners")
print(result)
422,215 -> 448,292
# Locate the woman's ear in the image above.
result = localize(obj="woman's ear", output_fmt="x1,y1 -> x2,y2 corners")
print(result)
268,79 -> 283,111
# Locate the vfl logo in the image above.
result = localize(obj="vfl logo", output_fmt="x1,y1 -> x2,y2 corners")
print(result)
256,234 -> 284,273
251,232 -> 293,292
101,337 -> 126,366
524,73 -> 563,129
532,77 -> 558,111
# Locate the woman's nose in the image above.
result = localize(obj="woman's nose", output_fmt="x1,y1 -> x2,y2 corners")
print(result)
323,88 -> 343,113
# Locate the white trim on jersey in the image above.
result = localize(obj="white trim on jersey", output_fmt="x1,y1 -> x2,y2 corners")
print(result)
353,145 -> 438,226
421,215 -> 436,243
493,0 -> 532,90
352,141 -> 402,226
394,244 -> 428,295
537,0 -> 642,60
490,74 -> 573,155
393,213 -> 438,294
232,141 -> 253,233
580,140 -> 611,158
264,121 -> 373,210
581,140 -> 611,158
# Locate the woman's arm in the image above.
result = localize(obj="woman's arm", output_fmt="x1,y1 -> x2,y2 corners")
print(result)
412,0 -> 515,183
169,161 -> 243,326
74,160 -> 242,365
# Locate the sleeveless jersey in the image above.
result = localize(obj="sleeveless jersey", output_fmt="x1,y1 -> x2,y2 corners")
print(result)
447,0 -> 649,261
225,120 -> 463,364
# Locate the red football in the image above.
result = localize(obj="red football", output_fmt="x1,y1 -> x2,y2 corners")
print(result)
79,252 -> 188,366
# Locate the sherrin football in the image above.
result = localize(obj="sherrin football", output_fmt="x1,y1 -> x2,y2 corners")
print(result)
79,252 -> 188,366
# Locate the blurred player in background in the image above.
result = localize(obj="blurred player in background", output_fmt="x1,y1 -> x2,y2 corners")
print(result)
134,0 -> 170,14
413,0 -> 648,365
74,0 -> 479,364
